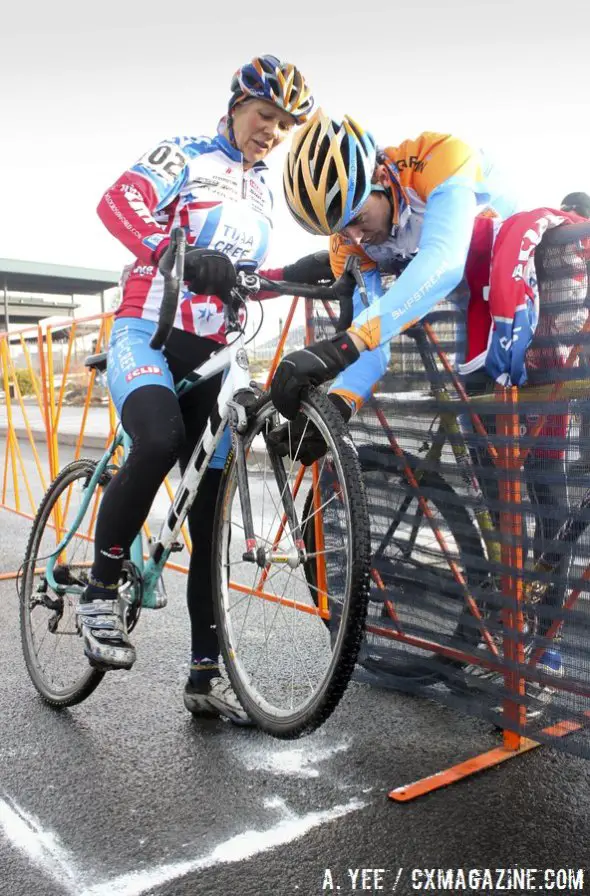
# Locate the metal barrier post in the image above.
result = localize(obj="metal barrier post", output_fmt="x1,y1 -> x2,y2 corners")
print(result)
0,337 -> 20,511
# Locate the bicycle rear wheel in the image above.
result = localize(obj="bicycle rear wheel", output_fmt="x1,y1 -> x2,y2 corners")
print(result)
212,389 -> 371,738
361,446 -> 490,684
304,445 -> 488,687
20,459 -> 108,706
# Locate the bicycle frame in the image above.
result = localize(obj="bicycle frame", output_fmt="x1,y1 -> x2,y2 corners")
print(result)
357,315 -> 590,693
395,324 -> 502,565
43,329 -> 252,609
305,272 -> 590,695
39,237 -> 346,614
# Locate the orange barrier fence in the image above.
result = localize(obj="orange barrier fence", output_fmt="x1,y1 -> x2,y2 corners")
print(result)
0,298 -> 312,581
0,312 -> 192,578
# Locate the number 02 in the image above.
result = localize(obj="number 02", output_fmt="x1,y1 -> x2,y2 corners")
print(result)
147,145 -> 185,179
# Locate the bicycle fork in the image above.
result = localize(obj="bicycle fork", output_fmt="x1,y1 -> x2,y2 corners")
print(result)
232,404 -> 306,569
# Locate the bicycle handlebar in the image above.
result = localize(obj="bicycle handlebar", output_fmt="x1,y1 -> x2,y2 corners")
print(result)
150,220 -> 590,352
255,275 -> 339,300
150,232 -> 361,351
256,255 -> 366,331
150,227 -> 187,350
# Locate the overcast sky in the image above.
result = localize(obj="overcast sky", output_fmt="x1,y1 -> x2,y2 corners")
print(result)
2,0 -> 589,330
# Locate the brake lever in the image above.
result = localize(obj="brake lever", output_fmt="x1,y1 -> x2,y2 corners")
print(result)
224,277 -> 255,331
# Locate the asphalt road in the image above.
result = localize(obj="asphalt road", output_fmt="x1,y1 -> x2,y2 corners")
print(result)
2,439 -> 590,896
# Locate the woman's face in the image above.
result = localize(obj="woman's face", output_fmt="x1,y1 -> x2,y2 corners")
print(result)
231,99 -> 296,167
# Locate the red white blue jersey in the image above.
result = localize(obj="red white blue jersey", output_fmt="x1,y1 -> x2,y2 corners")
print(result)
97,133 -> 273,342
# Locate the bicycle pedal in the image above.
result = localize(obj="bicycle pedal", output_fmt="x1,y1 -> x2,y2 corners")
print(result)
87,656 -> 130,673
169,542 -> 184,553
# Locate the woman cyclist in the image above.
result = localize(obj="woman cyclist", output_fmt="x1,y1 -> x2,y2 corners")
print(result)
79,56 -> 330,724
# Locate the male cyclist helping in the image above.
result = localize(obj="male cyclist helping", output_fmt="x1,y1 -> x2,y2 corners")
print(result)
270,109 -> 566,693
79,56 -> 330,724
271,108 -> 516,457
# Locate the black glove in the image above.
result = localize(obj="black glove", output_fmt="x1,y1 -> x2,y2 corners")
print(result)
183,248 -> 236,301
270,332 -> 360,421
266,394 -> 352,465
283,251 -> 333,285
332,268 -> 356,301
331,268 -> 357,328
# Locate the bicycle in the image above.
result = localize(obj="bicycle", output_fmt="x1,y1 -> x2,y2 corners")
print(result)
303,221 -> 590,717
19,229 -> 371,739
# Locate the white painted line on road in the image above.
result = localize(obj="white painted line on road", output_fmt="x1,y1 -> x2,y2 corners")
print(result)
80,798 -> 366,896
1,787 -> 365,896
0,795 -> 82,895
230,738 -> 352,778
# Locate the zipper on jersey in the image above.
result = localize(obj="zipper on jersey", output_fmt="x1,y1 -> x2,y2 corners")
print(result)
241,176 -> 248,200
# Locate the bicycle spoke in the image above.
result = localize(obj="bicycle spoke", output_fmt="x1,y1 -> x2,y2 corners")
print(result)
214,394 -> 370,734
21,460 -> 107,704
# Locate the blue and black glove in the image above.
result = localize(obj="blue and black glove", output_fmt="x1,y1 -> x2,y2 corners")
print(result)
270,332 -> 360,421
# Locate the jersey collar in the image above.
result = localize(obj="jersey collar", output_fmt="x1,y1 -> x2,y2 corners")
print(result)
382,160 -> 409,231
213,131 -> 268,172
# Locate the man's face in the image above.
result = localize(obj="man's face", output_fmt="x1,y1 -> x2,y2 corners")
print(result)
340,191 -> 392,246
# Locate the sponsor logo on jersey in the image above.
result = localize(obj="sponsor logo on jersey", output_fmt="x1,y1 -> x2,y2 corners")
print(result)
125,365 -> 163,382
124,186 -> 155,224
189,176 -> 238,201
132,264 -> 155,276
248,178 -> 264,199
395,155 -> 427,174
142,233 -> 167,252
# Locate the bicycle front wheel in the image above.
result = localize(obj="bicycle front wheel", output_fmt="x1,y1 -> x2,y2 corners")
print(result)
20,459 -> 108,706
212,389 -> 371,738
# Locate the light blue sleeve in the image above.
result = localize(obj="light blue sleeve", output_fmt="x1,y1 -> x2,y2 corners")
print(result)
331,183 -> 478,409
351,183 -> 478,348
329,269 -> 390,410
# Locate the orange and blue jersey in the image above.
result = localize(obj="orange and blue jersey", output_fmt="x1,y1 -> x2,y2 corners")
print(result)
328,132 -> 518,411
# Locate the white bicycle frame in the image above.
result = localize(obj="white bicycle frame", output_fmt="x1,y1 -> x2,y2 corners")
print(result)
146,328 -> 252,578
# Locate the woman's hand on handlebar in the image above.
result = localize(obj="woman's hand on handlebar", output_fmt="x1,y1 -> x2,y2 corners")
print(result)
182,248 -> 237,301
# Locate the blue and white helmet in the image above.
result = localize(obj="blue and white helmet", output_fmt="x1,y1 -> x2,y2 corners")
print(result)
229,55 -> 314,123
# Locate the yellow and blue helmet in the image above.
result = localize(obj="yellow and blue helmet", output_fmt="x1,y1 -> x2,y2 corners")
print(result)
283,109 -> 377,235
229,55 -> 314,123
